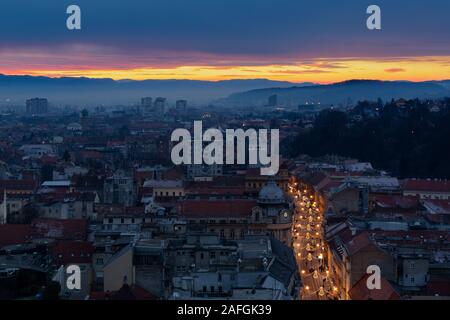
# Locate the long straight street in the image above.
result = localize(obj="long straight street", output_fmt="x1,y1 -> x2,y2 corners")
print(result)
289,182 -> 340,300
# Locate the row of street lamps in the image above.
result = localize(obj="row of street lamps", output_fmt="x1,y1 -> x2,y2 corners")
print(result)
289,182 -> 340,300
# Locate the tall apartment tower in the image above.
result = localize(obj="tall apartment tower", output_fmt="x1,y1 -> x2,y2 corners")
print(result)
141,97 -> 153,114
175,100 -> 187,113
154,97 -> 167,115
26,98 -> 48,114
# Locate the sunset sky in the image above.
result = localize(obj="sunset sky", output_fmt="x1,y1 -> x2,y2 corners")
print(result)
1,0 -> 449,83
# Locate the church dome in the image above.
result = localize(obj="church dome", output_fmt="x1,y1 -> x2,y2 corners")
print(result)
258,180 -> 285,204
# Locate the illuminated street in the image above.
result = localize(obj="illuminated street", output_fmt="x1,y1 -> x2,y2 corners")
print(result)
289,183 -> 340,300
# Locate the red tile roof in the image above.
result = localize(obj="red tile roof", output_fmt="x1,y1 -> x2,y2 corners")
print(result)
52,240 -> 94,265
89,284 -> 157,300
0,224 -> 33,248
185,186 -> 245,196
345,232 -> 373,256
31,218 -> 88,240
349,274 -> 400,300
371,230 -> 450,242
401,179 -> 450,193
422,199 -> 450,214
178,199 -> 256,218
0,179 -> 38,191
372,194 -> 419,209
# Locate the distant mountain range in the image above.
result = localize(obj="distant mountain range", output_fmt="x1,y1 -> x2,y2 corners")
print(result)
0,74 -> 449,108
220,80 -> 450,107
0,74 -> 312,106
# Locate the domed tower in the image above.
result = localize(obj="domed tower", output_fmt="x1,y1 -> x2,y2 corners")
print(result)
252,180 -> 293,245
258,180 -> 285,205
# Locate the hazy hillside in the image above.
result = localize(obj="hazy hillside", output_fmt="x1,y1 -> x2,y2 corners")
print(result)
221,80 -> 450,107
0,75 -> 312,107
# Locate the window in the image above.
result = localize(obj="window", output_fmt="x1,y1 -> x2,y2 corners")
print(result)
203,286 -> 207,292
209,252 -> 216,259
210,286 -> 215,293
96,258 -> 104,265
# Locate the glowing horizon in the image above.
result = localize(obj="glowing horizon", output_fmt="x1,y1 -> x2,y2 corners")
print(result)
2,56 -> 450,84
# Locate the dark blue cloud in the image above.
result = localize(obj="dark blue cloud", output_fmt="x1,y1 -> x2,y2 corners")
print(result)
0,0 -> 449,58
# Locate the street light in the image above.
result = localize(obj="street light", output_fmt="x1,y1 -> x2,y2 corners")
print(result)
313,270 -> 319,279
319,287 -> 325,297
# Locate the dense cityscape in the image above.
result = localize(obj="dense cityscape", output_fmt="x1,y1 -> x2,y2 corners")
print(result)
0,95 -> 449,300
1,0 -> 450,310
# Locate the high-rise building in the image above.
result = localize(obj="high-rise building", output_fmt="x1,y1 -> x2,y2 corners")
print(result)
154,97 -> 167,115
175,100 -> 187,113
141,97 -> 153,114
26,98 -> 48,114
